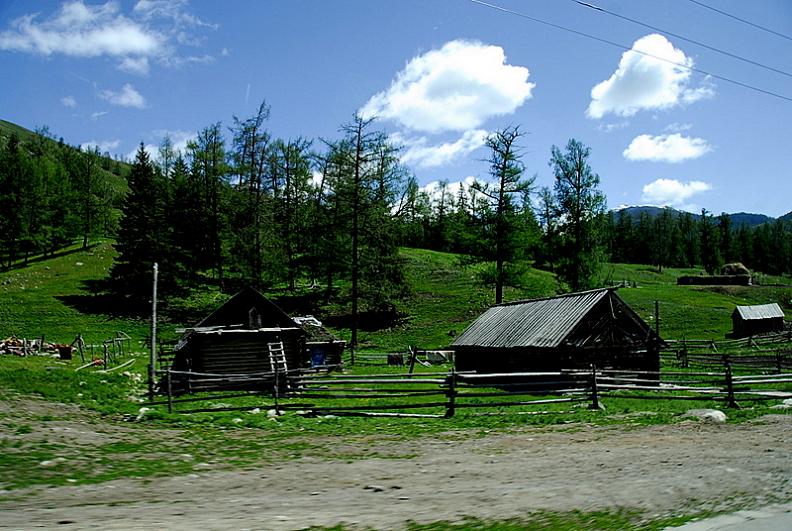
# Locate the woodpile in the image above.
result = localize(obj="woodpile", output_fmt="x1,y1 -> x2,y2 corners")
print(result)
0,336 -> 71,358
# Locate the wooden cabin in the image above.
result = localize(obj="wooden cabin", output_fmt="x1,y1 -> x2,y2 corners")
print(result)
731,303 -> 785,338
168,287 -> 306,391
453,288 -> 662,374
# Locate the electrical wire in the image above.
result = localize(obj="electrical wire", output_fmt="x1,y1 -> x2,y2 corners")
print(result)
467,0 -> 792,103
687,0 -> 792,42
571,0 -> 792,79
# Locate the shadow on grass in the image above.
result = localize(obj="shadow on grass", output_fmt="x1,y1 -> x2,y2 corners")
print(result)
324,308 -> 406,332
56,277 -> 153,318
3,243 -> 100,272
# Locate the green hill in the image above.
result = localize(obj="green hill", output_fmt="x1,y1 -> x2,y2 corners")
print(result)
1,243 -> 789,351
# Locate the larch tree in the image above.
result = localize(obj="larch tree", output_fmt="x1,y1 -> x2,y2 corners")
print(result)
471,126 -> 534,304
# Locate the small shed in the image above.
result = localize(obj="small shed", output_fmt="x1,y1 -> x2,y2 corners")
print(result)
731,303 -> 785,338
453,288 -> 662,374
169,287 -> 306,390
293,315 -> 345,368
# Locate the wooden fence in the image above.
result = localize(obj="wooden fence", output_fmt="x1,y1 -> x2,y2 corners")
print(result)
152,363 -> 791,417
661,332 -> 792,372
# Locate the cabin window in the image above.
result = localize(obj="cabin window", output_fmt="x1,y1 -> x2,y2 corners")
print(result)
248,307 -> 262,329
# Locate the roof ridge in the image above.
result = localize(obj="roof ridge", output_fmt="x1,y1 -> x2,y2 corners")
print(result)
494,287 -> 615,307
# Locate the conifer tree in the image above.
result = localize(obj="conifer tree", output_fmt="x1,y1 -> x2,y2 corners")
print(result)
550,139 -> 607,291
111,144 -> 170,296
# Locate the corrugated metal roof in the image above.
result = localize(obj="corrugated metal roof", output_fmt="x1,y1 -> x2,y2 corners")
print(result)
453,289 -> 612,348
734,303 -> 784,320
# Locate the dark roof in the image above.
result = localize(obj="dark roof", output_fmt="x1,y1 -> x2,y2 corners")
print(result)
195,287 -> 298,330
453,288 -> 656,349
733,303 -> 784,321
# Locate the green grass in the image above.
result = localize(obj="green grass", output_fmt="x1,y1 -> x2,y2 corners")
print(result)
607,263 -> 792,339
347,248 -> 558,351
311,508 -> 712,530
1,244 -> 791,492
0,240 -> 156,346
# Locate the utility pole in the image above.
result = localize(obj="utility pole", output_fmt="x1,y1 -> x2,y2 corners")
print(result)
148,263 -> 158,401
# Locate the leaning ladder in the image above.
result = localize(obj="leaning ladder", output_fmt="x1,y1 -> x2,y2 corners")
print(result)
267,341 -> 290,395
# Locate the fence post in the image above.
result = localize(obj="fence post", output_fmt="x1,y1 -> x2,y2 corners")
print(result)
273,365 -> 280,413
166,369 -> 173,414
724,359 -> 739,409
445,369 -> 456,418
407,346 -> 417,378
776,351 -> 783,374
589,364 -> 601,410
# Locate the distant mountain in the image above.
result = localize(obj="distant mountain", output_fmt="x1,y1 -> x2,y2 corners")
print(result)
779,211 -> 792,223
727,212 -> 773,227
612,206 -> 773,227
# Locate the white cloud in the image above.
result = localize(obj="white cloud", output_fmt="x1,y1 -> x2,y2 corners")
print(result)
134,0 -> 217,30
597,121 -> 629,133
587,34 -> 715,119
100,83 -> 146,108
81,139 -> 120,153
0,0 -> 216,74
361,40 -> 535,133
420,176 -> 479,205
128,129 -> 196,162
395,130 -> 488,168
623,133 -> 711,163
664,122 -> 692,133
90,110 -> 108,120
641,178 -> 712,208
0,1 -> 162,58
118,56 -> 150,75
152,129 -> 195,155
61,95 -> 77,108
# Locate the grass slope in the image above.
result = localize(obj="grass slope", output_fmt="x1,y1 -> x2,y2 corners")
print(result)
606,263 -> 792,339
0,241 -> 153,347
2,243 -> 790,349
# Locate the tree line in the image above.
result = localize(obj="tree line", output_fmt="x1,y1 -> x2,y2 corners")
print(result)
2,103 -> 790,332
606,207 -> 792,277
0,128 -> 127,268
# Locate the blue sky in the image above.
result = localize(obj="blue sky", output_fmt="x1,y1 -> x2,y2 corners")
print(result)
1,0 -> 791,217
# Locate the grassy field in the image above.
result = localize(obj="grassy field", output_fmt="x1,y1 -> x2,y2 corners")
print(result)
1,248 -> 790,530
2,242 -> 790,350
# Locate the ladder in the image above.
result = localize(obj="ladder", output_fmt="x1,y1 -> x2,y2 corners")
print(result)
267,341 -> 290,394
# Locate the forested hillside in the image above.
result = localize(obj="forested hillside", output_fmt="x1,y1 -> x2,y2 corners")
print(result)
0,121 -> 128,266
2,107 -> 791,341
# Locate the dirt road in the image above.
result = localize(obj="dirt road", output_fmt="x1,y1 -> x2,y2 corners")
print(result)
1,415 -> 790,530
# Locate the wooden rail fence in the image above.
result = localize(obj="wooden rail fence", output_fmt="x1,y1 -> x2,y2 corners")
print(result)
151,363 -> 791,417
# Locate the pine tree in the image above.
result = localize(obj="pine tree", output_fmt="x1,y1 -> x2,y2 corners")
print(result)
550,139 -> 607,291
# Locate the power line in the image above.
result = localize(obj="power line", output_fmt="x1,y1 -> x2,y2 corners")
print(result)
687,0 -> 792,42
571,0 -> 792,79
467,0 -> 792,104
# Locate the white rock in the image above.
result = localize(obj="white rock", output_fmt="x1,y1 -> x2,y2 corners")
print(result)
39,457 -> 66,467
249,408 -> 261,415
685,408 -> 727,423
232,418 -> 243,423
266,409 -> 279,418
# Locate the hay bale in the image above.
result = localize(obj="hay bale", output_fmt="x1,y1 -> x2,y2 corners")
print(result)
721,262 -> 751,276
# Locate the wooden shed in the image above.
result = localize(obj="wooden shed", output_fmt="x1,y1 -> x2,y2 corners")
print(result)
169,287 -> 306,390
731,303 -> 785,338
453,288 -> 662,374
293,316 -> 345,368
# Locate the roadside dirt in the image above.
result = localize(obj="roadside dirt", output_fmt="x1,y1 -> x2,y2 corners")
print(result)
0,400 -> 790,530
